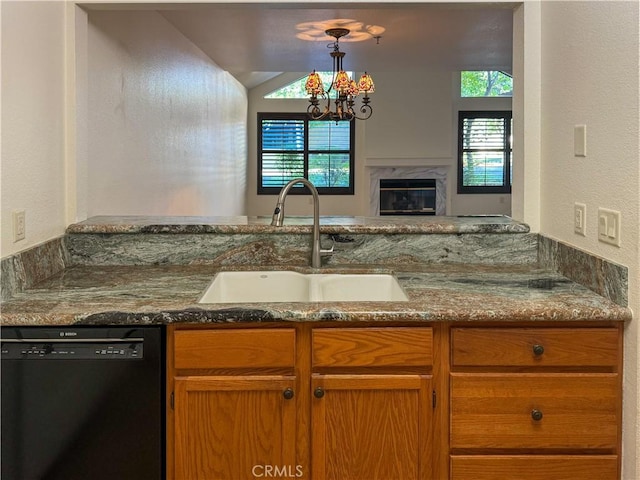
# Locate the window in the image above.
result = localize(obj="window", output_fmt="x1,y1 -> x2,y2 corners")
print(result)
460,71 -> 513,97
458,111 -> 512,194
258,113 -> 354,194
264,72 -> 353,99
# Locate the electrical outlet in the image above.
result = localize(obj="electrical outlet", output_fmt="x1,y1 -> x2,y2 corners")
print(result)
12,210 -> 25,242
598,208 -> 621,247
574,203 -> 586,236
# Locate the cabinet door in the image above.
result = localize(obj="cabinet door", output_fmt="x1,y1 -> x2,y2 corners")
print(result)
311,374 -> 433,480
174,375 -> 297,480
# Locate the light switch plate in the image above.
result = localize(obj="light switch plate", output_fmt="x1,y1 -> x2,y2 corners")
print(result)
598,208 -> 621,246
574,203 -> 586,236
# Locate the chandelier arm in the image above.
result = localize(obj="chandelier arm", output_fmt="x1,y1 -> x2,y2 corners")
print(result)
350,103 -> 373,121
307,103 -> 330,120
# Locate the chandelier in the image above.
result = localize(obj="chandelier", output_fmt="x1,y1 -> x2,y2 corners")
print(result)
305,28 -> 375,122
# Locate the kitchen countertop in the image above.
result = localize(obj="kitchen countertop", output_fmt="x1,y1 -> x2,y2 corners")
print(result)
66,214 -> 531,234
1,215 -> 630,326
0,263 -> 630,326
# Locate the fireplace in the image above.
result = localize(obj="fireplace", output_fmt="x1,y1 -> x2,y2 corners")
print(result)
379,179 -> 436,215
369,166 -> 448,216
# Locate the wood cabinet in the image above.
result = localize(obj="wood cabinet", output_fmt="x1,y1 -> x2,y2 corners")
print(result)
450,455 -> 619,480
449,326 -> 622,480
170,328 -> 298,480
167,323 -> 622,480
174,375 -> 296,480
168,325 -> 436,480
311,328 -> 434,480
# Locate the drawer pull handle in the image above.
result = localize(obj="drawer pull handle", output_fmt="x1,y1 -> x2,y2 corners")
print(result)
283,388 -> 294,400
314,387 -> 325,399
531,409 -> 544,421
532,344 -> 545,356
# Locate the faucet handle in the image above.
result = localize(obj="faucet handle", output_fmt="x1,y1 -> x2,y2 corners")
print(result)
271,204 -> 285,226
320,237 -> 335,257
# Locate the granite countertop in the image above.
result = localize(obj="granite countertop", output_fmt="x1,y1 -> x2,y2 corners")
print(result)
66,214 -> 531,234
1,215 -> 630,326
0,263 -> 630,326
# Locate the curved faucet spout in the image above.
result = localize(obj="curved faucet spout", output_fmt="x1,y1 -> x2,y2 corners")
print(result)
270,178 -> 317,227
271,178 -> 330,268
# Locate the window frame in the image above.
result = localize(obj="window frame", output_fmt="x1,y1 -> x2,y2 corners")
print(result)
257,112 -> 355,195
457,110 -> 512,194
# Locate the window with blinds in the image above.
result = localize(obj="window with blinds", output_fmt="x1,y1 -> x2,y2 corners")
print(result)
457,111 -> 512,194
258,113 -> 354,194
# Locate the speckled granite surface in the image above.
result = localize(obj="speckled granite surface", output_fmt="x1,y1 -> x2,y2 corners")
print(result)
65,232 -> 538,267
66,215 -> 531,234
0,216 -> 631,326
0,264 -> 630,326
64,215 -> 536,267
1,237 -> 67,301
539,236 -> 628,307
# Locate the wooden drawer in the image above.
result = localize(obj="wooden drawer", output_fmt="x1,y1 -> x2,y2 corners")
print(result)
312,327 -> 433,368
174,328 -> 295,369
450,373 -> 619,449
451,455 -> 618,480
451,327 -> 619,368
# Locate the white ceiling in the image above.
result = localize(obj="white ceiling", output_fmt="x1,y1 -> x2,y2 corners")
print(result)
88,3 -> 516,89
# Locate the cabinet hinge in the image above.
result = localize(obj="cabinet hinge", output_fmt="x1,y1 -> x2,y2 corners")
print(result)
432,390 -> 436,409
171,391 -> 174,410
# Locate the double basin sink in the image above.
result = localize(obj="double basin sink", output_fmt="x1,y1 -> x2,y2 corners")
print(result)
199,271 -> 408,303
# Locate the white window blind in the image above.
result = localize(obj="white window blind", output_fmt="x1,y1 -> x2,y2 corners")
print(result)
458,111 -> 512,194
260,119 -> 305,188
258,113 -> 354,194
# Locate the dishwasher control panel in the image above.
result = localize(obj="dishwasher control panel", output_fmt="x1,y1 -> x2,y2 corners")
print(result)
1,341 -> 144,360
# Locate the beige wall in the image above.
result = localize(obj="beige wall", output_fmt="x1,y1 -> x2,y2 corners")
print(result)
511,1 -> 542,231
537,2 -> 639,478
247,70 -> 512,217
1,1 -> 67,257
2,1 -> 639,475
85,10 -> 248,217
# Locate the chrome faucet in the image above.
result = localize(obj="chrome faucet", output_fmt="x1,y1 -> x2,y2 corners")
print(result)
271,178 -> 333,268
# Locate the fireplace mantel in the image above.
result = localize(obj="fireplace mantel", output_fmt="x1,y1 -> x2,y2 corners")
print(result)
365,157 -> 452,168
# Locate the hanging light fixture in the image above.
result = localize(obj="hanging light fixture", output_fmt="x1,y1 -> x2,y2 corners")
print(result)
305,28 -> 375,122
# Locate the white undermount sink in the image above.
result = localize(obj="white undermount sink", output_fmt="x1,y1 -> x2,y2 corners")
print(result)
198,271 -> 409,303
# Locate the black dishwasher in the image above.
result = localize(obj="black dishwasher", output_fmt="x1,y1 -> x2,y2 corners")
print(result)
1,325 -> 165,480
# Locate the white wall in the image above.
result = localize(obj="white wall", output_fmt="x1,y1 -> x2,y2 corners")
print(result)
538,2 -> 639,478
511,1 -> 542,231
1,1 -> 67,257
2,2 -> 639,474
364,70 -> 454,160
86,10 -> 248,217
247,70 -> 512,217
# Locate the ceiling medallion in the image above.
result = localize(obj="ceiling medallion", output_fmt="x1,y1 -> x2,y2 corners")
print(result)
296,19 -> 385,42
